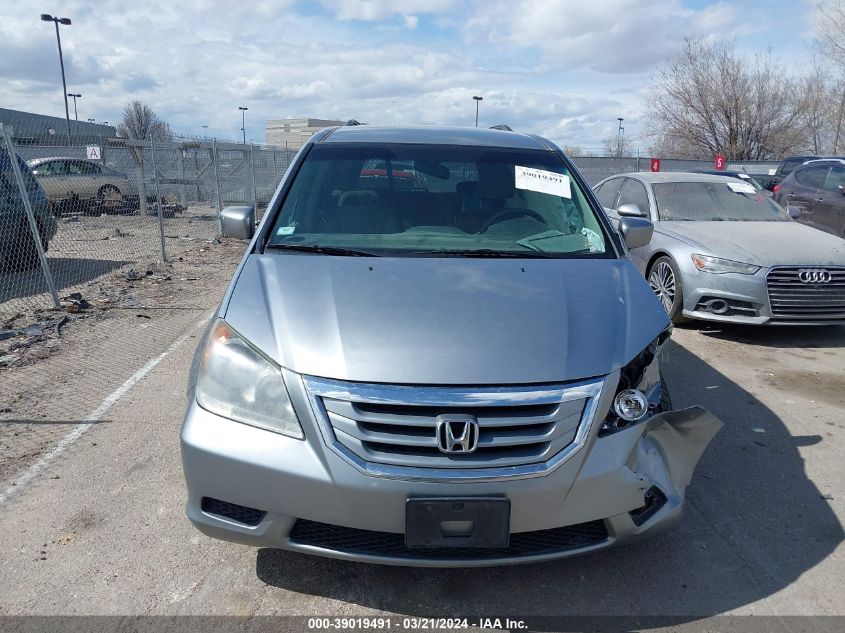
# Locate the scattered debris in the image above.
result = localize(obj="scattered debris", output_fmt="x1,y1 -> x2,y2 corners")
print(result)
822,493 -> 834,500
124,268 -> 143,281
61,293 -> 90,313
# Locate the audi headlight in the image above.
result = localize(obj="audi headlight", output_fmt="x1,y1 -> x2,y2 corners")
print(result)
195,320 -> 304,439
691,254 -> 760,275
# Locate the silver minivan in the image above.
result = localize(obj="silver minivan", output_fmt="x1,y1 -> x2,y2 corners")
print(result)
180,125 -> 722,566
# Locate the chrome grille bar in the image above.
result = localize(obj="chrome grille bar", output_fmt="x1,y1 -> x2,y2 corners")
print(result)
302,375 -> 606,482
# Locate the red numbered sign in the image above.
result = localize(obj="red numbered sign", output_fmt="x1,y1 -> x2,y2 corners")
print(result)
650,158 -> 661,172
714,154 -> 726,170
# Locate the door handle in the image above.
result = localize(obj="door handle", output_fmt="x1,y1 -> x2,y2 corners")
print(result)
787,192 -> 796,197
815,198 -> 824,203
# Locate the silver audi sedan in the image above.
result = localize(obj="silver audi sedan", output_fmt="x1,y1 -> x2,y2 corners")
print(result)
594,172 -> 845,325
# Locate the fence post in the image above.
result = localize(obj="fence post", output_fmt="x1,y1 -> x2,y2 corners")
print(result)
212,140 -> 223,233
272,148 -> 278,182
250,143 -> 258,212
0,123 -> 60,308
149,135 -> 167,262
178,141 -> 187,206
636,148 -> 641,172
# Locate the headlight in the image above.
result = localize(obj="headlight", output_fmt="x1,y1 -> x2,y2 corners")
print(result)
599,329 -> 671,437
691,253 -> 760,275
195,320 -> 304,439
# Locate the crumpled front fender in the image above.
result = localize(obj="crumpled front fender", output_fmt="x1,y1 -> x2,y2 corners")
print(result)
628,406 -> 723,500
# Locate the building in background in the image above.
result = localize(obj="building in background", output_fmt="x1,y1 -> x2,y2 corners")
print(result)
265,118 -> 345,149
0,107 -> 116,145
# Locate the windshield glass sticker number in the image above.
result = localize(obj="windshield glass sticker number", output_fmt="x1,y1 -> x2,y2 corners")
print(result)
726,181 -> 756,195
276,226 -> 296,236
515,166 -> 571,199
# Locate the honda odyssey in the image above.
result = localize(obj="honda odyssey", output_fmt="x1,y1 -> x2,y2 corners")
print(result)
180,125 -> 722,566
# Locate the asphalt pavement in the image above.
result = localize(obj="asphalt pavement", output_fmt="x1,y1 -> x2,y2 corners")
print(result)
0,304 -> 842,625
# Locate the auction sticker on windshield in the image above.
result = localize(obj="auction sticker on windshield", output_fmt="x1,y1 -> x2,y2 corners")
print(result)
726,181 -> 756,195
515,165 -> 571,198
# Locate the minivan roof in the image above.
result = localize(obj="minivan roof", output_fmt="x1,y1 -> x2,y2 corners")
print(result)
319,125 -> 553,150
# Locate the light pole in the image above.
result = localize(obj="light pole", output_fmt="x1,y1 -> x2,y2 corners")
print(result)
616,117 -> 624,157
41,14 -> 72,144
473,96 -> 483,128
239,106 -> 248,144
202,125 -> 208,140
67,92 -> 81,136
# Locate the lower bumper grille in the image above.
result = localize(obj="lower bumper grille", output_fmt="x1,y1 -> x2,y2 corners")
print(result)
767,267 -> 845,321
201,497 -> 266,526
288,518 -> 609,560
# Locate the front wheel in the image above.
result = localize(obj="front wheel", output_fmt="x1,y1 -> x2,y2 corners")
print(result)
648,256 -> 687,325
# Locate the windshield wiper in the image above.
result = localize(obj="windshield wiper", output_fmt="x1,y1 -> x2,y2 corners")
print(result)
265,243 -> 381,257
407,248 -> 557,258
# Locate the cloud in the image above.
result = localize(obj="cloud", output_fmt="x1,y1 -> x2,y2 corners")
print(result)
318,0 -> 453,21
0,0 -> 816,148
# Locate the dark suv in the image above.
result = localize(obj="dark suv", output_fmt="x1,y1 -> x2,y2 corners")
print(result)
773,159 -> 845,236
769,155 -> 845,191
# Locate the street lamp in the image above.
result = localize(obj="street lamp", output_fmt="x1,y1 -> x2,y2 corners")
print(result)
238,106 -> 248,144
202,125 -> 208,140
616,117 -> 624,156
67,92 -> 81,136
473,96 -> 483,128
41,14 -> 73,144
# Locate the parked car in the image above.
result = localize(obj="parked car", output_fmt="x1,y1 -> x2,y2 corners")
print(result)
773,158 -> 845,237
594,172 -> 845,325
767,155 -> 845,191
27,157 -> 137,215
0,148 -> 58,271
180,125 -> 724,567
693,170 -> 770,195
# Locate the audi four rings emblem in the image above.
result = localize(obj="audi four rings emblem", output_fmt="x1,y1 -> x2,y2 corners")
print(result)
435,414 -> 479,454
798,269 -> 832,283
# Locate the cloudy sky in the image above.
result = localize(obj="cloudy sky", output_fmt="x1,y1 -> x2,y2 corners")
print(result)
0,0 -> 819,148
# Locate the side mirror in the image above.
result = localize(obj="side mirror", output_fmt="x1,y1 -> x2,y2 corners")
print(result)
839,185 -> 845,195
617,203 -> 646,217
786,205 -> 802,219
618,216 -> 653,250
220,206 -> 255,239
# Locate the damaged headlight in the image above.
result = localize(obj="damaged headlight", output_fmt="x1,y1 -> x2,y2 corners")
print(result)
599,328 -> 672,437
195,320 -> 304,439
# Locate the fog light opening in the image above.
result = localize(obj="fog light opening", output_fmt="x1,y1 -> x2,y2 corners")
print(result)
629,486 -> 668,527
704,299 -> 729,314
613,389 -> 649,422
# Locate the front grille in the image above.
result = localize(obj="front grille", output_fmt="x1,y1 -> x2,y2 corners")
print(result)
201,497 -> 266,526
289,519 -> 609,560
767,267 -> 845,321
303,377 -> 603,480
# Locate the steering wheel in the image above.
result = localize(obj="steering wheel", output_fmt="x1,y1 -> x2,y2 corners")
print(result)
479,208 -> 545,232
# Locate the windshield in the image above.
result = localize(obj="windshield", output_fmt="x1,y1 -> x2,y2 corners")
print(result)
653,181 -> 789,222
267,143 -> 611,257
780,158 -> 805,176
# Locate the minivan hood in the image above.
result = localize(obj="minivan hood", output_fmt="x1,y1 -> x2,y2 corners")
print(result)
657,221 -> 845,266
223,254 -> 669,385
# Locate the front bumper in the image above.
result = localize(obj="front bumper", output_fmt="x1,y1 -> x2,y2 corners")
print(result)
679,267 -> 845,326
180,373 -> 722,567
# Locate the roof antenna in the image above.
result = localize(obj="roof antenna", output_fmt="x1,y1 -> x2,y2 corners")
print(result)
489,124 -> 512,131
344,119 -> 363,126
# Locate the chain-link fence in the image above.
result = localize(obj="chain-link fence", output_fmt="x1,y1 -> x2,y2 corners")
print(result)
569,155 -> 781,186
1,118 -> 281,492
0,122 -> 295,324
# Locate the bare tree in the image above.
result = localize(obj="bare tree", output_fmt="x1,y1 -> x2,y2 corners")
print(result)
601,133 -> 637,157
798,51 -> 837,154
117,101 -> 173,142
561,145 -> 583,157
816,1 -> 845,152
646,38 -> 805,160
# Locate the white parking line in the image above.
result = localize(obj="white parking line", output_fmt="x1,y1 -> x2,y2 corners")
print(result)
0,315 -> 210,505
